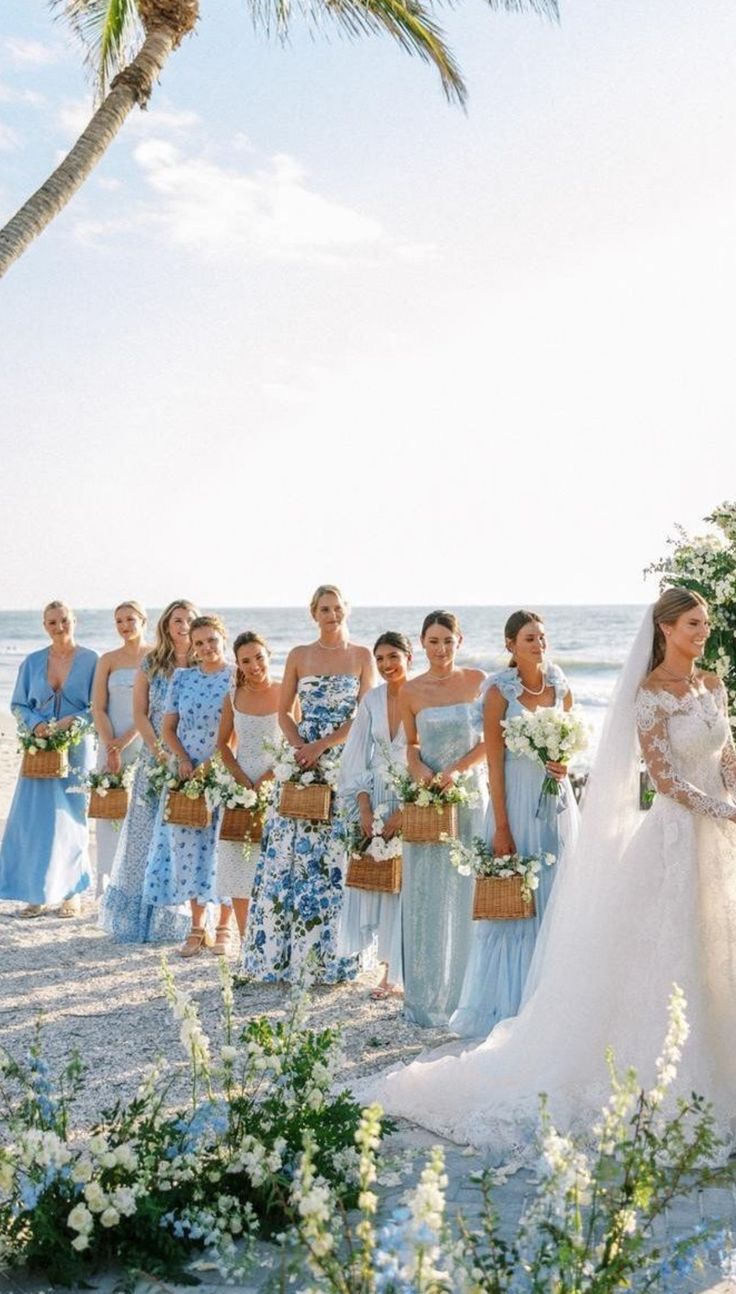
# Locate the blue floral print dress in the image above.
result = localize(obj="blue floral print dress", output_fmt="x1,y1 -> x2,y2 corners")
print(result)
243,673 -> 360,984
142,665 -> 232,907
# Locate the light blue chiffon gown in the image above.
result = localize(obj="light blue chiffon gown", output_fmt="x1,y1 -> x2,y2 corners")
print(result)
0,646 -> 97,905
338,683 -> 405,988
450,664 -> 580,1038
99,658 -> 189,942
94,668 -> 143,894
143,665 -> 232,907
402,700 -> 487,1028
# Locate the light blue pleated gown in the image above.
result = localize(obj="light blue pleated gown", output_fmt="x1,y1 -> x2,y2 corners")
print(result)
0,646 -> 97,905
450,665 -> 580,1039
402,701 -> 487,1028
99,658 -> 190,943
94,667 -> 143,895
338,683 -> 405,987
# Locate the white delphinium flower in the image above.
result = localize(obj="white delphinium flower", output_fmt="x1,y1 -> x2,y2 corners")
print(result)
111,1185 -> 138,1217
647,984 -> 689,1107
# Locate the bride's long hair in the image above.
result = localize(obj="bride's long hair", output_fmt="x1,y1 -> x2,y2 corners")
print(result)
651,587 -> 707,670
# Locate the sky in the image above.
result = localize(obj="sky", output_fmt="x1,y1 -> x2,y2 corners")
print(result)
0,0 -> 735,610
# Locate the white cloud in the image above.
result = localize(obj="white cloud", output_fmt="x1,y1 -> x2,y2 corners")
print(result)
4,37 -> 58,66
58,97 -> 201,141
0,123 -> 19,151
128,138 -> 385,262
0,79 -> 45,106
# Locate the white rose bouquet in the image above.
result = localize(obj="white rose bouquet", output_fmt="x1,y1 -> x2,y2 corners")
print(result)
208,759 -> 273,814
501,708 -> 588,799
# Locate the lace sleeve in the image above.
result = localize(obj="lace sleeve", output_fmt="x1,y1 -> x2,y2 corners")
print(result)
713,682 -> 736,793
636,689 -> 735,820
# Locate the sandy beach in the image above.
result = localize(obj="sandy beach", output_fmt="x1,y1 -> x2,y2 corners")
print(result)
0,723 -> 450,1127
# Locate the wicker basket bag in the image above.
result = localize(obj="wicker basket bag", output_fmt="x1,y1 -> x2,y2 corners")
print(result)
88,788 -> 129,820
346,853 -> 402,894
22,748 -> 69,779
402,802 -> 457,844
472,874 -> 535,920
165,790 -> 211,829
279,782 -> 332,822
220,806 -> 264,842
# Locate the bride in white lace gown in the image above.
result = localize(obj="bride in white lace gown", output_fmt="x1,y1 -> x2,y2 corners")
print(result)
363,589 -> 736,1153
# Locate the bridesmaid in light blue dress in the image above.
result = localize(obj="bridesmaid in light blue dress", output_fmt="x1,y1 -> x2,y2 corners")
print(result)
91,601 -> 149,894
0,601 -> 97,916
400,611 -> 487,1027
99,599 -> 198,943
451,610 -> 580,1038
243,584 -> 376,984
338,631 -> 413,996
143,614 -> 232,957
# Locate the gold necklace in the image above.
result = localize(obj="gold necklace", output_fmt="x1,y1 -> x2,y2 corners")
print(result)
659,663 -> 697,684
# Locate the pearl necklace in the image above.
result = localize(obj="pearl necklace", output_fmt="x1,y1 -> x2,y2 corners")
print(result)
317,640 -> 349,652
427,670 -> 456,683
519,672 -> 547,696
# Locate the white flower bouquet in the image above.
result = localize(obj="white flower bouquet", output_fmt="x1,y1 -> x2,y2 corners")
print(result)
267,740 -> 339,821
448,836 -> 555,907
346,807 -> 402,893
163,765 -> 219,829
69,764 -> 136,822
390,769 -> 477,843
502,707 -> 588,799
18,717 -> 90,779
209,759 -> 273,843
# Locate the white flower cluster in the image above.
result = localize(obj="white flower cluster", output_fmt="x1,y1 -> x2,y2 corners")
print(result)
269,740 -> 341,791
502,706 -> 589,767
356,806 -> 402,861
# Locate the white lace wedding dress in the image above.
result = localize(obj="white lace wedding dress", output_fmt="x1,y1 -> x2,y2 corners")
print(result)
361,611 -> 736,1155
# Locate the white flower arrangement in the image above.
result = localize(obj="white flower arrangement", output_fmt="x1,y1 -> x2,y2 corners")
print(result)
266,739 -> 341,792
502,707 -> 589,797
18,716 -> 90,755
391,767 -> 478,810
351,806 -> 402,861
447,835 -> 555,904
208,759 -> 273,813
70,765 -> 136,797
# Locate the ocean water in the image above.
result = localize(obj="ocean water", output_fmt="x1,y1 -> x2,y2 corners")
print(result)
0,605 -> 647,763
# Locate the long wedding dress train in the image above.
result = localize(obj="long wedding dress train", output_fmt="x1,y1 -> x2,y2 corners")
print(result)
360,610 -> 736,1154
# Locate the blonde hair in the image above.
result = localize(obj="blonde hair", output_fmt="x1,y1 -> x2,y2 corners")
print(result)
309,584 -> 347,618
190,614 -> 228,640
43,600 -> 72,618
651,587 -> 708,670
147,600 -> 199,680
114,600 -> 147,624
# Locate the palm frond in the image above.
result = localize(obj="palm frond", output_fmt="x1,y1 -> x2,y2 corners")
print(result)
249,0 -> 466,104
486,0 -> 558,18
52,0 -> 144,94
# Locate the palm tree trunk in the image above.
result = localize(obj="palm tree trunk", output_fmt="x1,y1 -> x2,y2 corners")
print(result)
0,27 -> 176,280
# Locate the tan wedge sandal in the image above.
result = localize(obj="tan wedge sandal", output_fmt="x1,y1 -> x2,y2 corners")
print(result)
177,926 -> 212,958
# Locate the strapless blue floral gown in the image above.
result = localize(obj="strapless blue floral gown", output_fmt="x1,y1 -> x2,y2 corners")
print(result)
243,673 -> 359,985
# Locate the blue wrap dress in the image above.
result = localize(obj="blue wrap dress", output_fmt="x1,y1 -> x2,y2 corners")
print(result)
0,646 -> 97,904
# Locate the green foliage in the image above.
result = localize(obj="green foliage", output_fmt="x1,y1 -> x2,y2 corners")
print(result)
0,962 -> 367,1286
